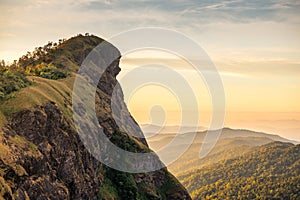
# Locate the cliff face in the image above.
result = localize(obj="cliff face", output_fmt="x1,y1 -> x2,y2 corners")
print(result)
0,35 -> 191,200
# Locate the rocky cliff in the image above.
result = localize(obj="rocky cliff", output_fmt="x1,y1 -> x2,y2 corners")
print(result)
0,35 -> 191,199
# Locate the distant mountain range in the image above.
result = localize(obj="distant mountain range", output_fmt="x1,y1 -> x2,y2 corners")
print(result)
142,126 -> 298,174
142,125 -> 299,199
142,125 -> 298,145
141,124 -> 207,135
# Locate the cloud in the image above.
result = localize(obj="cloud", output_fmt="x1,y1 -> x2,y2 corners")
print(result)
120,55 -> 300,80
0,0 -> 299,63
75,0 -> 300,24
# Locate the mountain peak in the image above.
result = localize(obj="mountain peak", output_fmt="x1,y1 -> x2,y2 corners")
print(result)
0,34 -> 191,199
52,34 -> 104,67
17,34 -> 112,73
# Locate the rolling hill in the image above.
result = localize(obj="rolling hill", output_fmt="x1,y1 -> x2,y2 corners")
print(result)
178,142 -> 300,199
143,125 -> 300,199
143,126 -> 298,175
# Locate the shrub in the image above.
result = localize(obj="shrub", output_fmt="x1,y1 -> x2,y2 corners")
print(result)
0,71 -> 31,100
25,63 -> 69,80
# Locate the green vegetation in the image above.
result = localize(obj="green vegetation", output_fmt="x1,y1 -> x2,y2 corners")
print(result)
148,128 -> 295,176
179,142 -> 300,200
0,70 -> 31,101
170,136 -> 273,175
0,75 -> 74,122
25,62 -> 68,80
110,131 -> 150,153
0,35 -> 96,119
105,168 -> 139,200
102,167 -> 165,200
97,132 -> 161,200
0,33 -> 104,114
98,178 -> 119,200
0,33 -> 100,87
158,173 -> 184,200
0,34 -> 190,200
17,33 -> 102,72
0,33 -> 102,119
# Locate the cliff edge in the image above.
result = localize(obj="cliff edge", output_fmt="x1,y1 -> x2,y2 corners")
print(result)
0,35 -> 191,200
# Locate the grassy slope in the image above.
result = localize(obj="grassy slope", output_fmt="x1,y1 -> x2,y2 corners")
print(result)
0,73 -> 154,200
0,34 -> 103,125
0,35 -> 189,199
0,75 -> 74,126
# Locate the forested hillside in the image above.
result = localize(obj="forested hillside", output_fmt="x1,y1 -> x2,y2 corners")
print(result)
179,142 -> 300,199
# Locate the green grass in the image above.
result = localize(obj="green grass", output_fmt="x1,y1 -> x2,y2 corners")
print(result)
0,35 -> 189,200
0,75 -> 75,128
0,35 -> 104,127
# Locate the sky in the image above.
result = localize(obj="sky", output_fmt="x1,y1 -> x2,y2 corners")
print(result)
1,0 -> 300,140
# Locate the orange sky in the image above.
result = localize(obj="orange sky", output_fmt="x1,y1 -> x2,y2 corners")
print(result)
1,0 -> 299,140
118,51 -> 300,141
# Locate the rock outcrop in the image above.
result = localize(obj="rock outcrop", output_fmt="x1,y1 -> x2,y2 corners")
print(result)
0,35 -> 191,199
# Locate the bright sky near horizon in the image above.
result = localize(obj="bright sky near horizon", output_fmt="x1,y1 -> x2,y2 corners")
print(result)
1,0 -> 300,140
